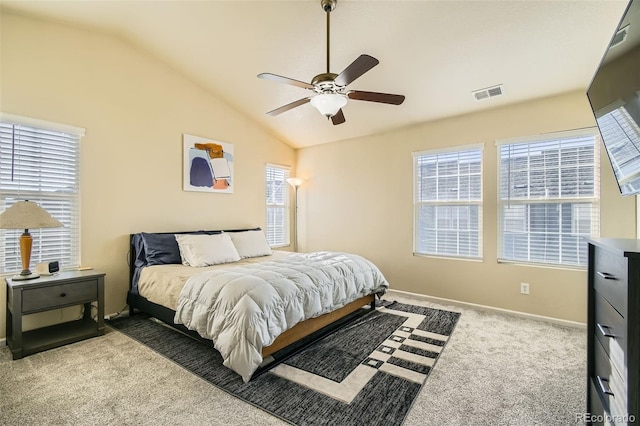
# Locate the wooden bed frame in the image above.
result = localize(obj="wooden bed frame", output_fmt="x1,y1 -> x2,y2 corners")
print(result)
127,231 -> 376,374
127,290 -> 374,357
261,294 -> 374,357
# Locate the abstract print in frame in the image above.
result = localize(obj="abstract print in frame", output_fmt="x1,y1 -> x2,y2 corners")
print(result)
183,134 -> 234,193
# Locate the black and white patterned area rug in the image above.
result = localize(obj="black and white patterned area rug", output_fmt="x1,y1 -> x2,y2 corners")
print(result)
107,301 -> 460,426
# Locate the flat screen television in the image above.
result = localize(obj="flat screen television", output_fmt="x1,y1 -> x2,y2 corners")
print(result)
587,0 -> 640,196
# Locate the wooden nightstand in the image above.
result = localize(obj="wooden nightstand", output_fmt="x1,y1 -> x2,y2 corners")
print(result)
5,270 -> 105,360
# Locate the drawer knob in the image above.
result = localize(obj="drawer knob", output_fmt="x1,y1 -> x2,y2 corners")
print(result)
596,271 -> 617,280
596,376 -> 614,396
597,323 -> 616,338
60,292 -> 67,298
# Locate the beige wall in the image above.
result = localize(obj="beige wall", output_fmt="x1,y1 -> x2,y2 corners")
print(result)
296,91 -> 637,323
0,12 -> 295,338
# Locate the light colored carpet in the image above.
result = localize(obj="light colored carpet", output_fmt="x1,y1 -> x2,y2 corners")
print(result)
0,294 -> 586,425
403,296 -> 586,425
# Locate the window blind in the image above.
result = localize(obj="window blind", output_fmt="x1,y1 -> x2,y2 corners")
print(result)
0,116 -> 83,274
265,164 -> 290,247
497,131 -> 600,267
413,145 -> 483,259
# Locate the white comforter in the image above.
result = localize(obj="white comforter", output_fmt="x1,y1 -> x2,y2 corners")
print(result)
174,251 -> 389,382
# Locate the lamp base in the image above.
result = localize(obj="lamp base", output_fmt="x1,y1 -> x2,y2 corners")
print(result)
12,273 -> 40,281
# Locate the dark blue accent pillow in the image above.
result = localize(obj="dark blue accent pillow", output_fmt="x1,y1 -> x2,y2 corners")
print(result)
141,233 -> 182,266
132,234 -> 147,268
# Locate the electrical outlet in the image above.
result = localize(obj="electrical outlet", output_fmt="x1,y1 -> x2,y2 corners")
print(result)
520,282 -> 530,295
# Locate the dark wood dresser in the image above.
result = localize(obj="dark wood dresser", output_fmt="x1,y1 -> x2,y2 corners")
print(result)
587,238 -> 639,425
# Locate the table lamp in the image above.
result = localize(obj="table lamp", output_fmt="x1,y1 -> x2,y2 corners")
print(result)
0,200 -> 63,280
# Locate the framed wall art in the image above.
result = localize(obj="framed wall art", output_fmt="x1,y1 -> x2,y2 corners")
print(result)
183,134 -> 234,193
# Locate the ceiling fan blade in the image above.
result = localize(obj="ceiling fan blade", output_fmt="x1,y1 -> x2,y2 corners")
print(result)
265,97 -> 311,116
258,73 -> 315,90
348,90 -> 405,105
334,54 -> 379,87
331,109 -> 346,125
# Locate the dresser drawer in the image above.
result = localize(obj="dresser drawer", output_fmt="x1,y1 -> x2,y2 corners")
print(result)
589,379 -> 607,425
22,281 -> 98,313
593,339 -> 627,421
593,246 -> 628,317
594,292 -> 627,380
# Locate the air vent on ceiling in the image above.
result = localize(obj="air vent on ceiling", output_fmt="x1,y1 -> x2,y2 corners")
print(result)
472,84 -> 504,101
610,24 -> 630,48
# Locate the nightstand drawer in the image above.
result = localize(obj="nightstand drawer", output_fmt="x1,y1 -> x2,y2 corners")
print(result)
594,292 -> 626,379
22,281 -> 97,313
593,247 -> 627,316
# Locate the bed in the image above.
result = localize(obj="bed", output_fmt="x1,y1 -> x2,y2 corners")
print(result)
127,228 -> 389,382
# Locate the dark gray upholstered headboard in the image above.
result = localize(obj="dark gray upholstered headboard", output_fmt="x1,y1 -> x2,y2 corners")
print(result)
128,228 -> 260,293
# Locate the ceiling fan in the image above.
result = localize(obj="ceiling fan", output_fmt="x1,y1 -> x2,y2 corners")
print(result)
257,0 -> 405,125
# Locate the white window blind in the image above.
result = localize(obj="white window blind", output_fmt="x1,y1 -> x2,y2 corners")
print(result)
265,164 -> 290,247
497,130 -> 600,267
0,115 -> 83,274
413,145 -> 483,259
595,104 -> 640,195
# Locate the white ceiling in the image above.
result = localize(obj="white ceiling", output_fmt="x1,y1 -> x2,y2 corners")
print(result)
1,0 -> 630,148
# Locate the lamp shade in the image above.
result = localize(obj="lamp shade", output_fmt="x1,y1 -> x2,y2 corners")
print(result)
0,201 -> 63,229
286,177 -> 304,188
310,93 -> 347,118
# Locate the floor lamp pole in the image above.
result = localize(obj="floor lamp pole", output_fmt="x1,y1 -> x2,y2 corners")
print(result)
293,185 -> 298,252
286,177 -> 304,253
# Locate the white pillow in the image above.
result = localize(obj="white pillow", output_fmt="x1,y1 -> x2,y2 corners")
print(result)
228,230 -> 273,258
174,233 -> 240,267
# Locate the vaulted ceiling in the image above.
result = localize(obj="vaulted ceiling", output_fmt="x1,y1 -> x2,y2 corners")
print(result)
1,0 -> 630,148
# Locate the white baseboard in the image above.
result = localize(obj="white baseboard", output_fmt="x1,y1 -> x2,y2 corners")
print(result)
0,337 -> 6,346
386,289 -> 586,329
104,305 -> 131,320
105,313 -> 129,320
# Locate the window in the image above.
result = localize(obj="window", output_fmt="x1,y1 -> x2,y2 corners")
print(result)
413,145 -> 483,259
265,164 -> 290,247
0,114 -> 83,274
497,130 -> 600,267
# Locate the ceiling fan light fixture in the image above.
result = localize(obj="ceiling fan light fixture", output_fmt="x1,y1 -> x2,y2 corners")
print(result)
310,93 -> 347,118
257,0 -> 403,125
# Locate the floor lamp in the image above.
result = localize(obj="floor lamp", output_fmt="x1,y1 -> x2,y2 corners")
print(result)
0,200 -> 63,280
286,177 -> 304,252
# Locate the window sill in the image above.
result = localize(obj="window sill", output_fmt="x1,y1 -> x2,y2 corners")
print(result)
413,253 -> 483,263
497,259 -> 586,271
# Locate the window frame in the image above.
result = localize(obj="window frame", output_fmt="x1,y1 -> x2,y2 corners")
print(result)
265,163 -> 291,248
413,143 -> 484,260
496,129 -> 601,268
0,113 -> 84,275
